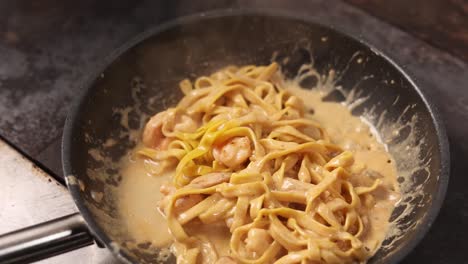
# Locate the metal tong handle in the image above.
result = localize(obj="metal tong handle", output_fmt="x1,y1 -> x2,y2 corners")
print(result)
0,213 -> 94,264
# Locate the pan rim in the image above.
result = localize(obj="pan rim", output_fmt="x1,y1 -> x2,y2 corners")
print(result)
62,7 -> 450,264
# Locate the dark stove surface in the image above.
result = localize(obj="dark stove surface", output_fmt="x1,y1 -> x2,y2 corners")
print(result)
0,0 -> 467,263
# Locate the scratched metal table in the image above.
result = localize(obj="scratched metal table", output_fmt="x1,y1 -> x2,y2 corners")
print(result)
0,0 -> 467,263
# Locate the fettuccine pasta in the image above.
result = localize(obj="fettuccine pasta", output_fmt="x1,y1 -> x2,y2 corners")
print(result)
136,63 -> 393,264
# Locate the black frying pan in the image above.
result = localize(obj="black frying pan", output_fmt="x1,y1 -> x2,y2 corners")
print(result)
0,9 -> 449,264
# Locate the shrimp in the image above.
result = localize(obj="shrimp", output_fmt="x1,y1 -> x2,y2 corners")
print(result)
213,136 -> 252,168
174,114 -> 198,133
174,194 -> 204,213
158,182 -> 204,214
142,110 -> 171,149
189,172 -> 231,188
245,228 -> 272,257
143,109 -> 198,149
170,172 -> 232,213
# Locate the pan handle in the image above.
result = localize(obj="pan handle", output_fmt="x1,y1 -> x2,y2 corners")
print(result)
0,213 -> 94,264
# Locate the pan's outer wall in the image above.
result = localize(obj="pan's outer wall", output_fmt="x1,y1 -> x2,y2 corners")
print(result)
62,10 -> 449,264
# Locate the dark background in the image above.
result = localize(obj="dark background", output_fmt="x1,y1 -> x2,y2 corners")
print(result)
0,0 -> 467,263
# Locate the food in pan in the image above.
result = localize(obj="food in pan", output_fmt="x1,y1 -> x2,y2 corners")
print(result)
118,63 -> 400,264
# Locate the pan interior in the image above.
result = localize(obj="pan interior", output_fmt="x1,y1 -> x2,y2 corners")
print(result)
64,13 -> 446,264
